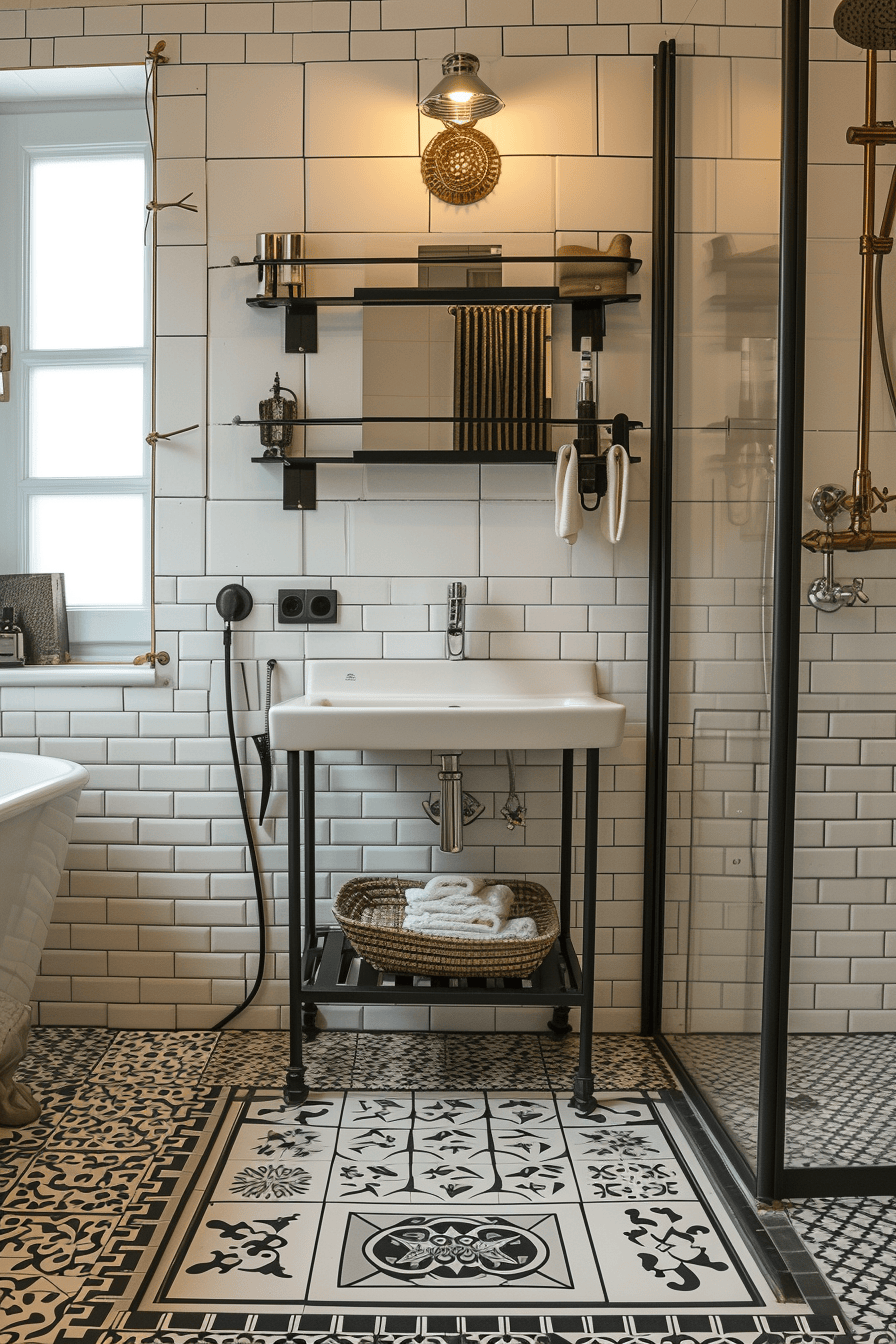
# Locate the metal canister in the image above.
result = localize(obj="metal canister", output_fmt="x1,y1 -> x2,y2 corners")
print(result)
259,373 -> 298,457
256,232 -> 303,299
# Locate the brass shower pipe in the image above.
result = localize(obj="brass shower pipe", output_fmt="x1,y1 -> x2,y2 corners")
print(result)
802,49 -> 896,555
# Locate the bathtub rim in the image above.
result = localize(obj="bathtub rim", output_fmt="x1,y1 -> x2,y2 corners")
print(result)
0,751 -> 90,824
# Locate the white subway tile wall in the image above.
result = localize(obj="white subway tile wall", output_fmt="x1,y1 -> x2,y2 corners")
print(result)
0,1 -> 884,1033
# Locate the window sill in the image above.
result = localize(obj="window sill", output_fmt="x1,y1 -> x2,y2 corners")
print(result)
0,664 -> 159,687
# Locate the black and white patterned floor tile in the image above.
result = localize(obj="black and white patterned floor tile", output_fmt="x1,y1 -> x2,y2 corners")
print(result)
442,1035 -> 549,1089
15,1026 -> 113,1089
97,1031 -> 219,1084
7,1030 -> 893,1343
350,1034 -> 449,1091
201,1031 -> 357,1089
790,1196 -> 896,1336
540,1036 -> 675,1093
133,1088 -> 828,1325
665,1034 -> 896,1168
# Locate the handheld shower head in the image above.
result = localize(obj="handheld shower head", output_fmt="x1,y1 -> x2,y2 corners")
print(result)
833,0 -> 896,50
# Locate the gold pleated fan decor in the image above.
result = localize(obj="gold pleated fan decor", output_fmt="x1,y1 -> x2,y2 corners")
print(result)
421,124 -> 501,205
452,304 -> 552,453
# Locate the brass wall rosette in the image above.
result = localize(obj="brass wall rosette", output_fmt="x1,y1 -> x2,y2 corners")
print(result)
421,124 -> 501,206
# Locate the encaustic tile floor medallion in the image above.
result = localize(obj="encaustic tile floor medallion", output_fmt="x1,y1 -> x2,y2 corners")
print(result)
0,1030 -> 891,1344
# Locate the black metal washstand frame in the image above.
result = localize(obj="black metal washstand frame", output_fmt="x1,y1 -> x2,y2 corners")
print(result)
284,747 -> 604,1114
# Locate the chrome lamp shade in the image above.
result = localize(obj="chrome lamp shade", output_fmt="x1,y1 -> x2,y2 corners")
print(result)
419,53 -> 503,126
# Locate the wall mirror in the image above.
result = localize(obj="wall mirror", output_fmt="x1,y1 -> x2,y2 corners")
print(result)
0,64 -> 151,662
356,243 -> 590,457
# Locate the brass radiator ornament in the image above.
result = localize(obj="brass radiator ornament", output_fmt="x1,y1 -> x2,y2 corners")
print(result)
803,32 -> 896,607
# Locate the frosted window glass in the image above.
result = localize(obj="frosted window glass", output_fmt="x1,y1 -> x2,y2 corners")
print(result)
30,156 -> 146,350
30,366 -> 144,477
30,494 -> 144,605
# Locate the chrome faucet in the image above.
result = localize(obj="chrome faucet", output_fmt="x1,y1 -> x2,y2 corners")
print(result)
446,582 -> 466,660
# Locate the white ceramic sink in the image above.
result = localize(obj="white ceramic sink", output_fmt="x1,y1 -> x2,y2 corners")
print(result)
269,660 -> 625,751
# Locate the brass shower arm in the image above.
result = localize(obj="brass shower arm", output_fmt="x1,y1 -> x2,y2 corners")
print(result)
802,526 -> 896,552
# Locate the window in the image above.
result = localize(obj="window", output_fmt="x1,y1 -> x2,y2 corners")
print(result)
0,83 -> 151,661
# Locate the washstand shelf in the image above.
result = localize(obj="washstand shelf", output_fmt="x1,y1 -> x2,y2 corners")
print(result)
282,744 -> 608,1115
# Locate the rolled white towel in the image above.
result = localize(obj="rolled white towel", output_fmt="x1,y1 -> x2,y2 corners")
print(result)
405,901 -> 506,933
555,443 -> 584,546
403,911 -> 538,941
405,884 -> 515,927
422,875 -> 486,899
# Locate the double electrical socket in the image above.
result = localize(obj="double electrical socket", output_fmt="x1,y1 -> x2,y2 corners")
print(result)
278,588 -> 337,624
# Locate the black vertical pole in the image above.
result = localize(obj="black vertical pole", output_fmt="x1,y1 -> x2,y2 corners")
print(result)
572,747 -> 600,1113
641,40 -> 676,1036
559,749 -> 574,937
302,749 -> 318,1036
284,750 -> 308,1103
549,749 -> 576,1038
303,749 -> 317,944
757,0 -> 809,1205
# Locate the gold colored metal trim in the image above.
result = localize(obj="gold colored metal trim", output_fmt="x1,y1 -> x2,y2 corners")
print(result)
801,49 -> 896,553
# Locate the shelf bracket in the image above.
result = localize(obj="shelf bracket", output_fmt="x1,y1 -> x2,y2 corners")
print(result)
282,460 -> 317,510
571,299 -> 608,351
284,302 -> 318,354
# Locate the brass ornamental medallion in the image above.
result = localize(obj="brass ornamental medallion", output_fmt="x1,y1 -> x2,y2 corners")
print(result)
421,124 -> 501,205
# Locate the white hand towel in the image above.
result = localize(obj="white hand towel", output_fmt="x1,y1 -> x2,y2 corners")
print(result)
402,912 -> 538,941
601,442 -> 630,544
405,887 -> 514,929
555,443 -> 584,546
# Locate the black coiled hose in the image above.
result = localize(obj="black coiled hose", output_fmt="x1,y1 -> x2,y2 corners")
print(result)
212,621 -> 268,1030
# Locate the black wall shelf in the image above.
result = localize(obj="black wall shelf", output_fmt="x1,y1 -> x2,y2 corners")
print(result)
247,283 -> 641,353
247,420 -> 644,510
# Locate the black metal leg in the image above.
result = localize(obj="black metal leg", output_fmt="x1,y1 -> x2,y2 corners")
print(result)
284,751 -> 308,1104
551,749 -> 575,1034
302,750 -> 318,1041
559,749 -> 573,937
572,747 -> 600,1113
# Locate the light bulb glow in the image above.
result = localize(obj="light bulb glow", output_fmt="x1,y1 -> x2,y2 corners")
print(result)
448,89 -> 474,101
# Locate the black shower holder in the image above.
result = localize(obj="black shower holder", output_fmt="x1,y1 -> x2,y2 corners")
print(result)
574,411 -> 642,509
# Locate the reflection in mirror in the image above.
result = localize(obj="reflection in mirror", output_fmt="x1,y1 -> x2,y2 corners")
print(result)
0,65 -> 151,662
361,243 -> 553,455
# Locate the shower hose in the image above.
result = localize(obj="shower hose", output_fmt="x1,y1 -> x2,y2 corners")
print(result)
213,603 -> 268,1030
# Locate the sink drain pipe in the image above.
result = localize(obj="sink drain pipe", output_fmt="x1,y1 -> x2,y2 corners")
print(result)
212,583 -> 268,1030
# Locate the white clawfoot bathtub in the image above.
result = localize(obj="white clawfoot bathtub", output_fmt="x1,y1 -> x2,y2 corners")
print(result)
0,751 -> 88,1125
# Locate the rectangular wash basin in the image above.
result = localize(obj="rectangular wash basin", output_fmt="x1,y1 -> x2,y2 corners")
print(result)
268,660 -> 625,751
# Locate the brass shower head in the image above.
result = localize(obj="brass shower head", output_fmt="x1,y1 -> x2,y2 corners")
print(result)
833,0 -> 896,50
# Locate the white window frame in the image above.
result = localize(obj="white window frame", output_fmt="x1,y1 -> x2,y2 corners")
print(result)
0,107 -> 152,662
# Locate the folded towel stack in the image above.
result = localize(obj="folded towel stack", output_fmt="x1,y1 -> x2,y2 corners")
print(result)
401,875 -> 537,941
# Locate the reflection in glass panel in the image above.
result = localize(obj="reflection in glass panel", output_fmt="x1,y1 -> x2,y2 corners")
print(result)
661,226 -> 779,1173
30,155 -> 145,349
784,1035 -> 896,1167
30,366 -> 144,477
30,494 -> 143,605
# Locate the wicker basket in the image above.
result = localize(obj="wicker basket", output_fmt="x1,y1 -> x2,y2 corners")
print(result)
333,877 -> 559,979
